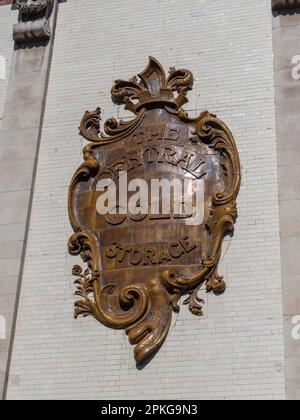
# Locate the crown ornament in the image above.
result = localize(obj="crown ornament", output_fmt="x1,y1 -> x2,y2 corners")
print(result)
111,56 -> 194,114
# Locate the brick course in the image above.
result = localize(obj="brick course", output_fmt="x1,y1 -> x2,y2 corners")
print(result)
4,0 -> 286,400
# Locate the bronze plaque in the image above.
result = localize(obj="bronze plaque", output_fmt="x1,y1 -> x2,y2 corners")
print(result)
68,57 -> 241,365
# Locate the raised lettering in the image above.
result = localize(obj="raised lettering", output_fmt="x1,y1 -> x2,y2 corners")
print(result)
180,236 -> 197,253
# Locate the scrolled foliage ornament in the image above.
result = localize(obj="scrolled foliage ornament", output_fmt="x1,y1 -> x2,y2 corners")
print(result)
16,0 -> 50,16
68,57 -> 241,366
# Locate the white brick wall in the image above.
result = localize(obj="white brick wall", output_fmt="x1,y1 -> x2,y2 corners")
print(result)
6,0 -> 286,399
0,5 -> 15,124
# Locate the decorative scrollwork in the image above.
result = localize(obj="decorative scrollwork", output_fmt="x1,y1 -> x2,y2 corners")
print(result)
167,67 -> 194,95
79,107 -> 146,145
161,111 -> 240,312
111,56 -> 193,114
16,0 -> 50,16
68,57 -> 241,366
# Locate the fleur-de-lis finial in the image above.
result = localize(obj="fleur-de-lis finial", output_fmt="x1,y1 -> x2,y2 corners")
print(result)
111,57 -> 194,114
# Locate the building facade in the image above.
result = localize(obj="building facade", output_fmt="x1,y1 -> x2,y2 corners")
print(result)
0,0 -> 299,400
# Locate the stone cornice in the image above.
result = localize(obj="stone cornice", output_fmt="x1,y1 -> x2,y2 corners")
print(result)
13,16 -> 51,43
272,0 -> 300,9
13,0 -> 52,44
